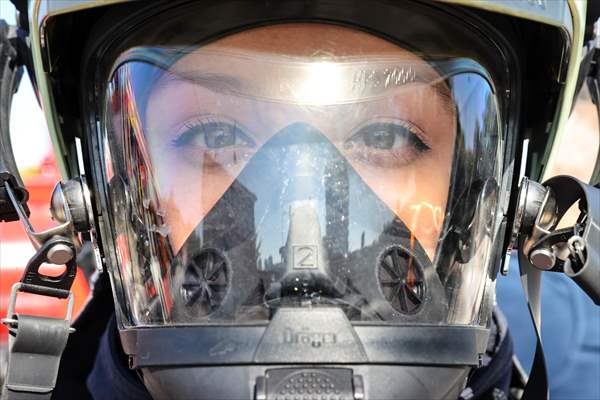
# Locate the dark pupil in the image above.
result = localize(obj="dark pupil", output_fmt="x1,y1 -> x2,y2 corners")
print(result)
206,125 -> 235,148
364,128 -> 395,149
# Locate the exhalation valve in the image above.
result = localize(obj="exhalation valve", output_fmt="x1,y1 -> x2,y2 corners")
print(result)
181,248 -> 231,316
377,246 -> 425,314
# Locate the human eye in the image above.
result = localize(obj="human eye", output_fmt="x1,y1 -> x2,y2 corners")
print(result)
172,116 -> 255,150
170,115 -> 256,169
344,119 -> 430,168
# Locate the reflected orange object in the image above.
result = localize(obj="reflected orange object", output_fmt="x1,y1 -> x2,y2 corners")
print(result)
0,153 -> 90,343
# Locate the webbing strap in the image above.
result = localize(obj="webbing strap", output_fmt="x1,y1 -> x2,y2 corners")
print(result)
518,240 -> 549,400
1,314 -> 71,400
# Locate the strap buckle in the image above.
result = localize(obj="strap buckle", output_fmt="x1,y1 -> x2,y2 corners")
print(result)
567,235 -> 586,267
1,282 -> 76,334
0,283 -> 75,399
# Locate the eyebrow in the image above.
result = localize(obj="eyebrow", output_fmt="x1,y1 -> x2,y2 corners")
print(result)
429,80 -> 454,114
155,65 -> 454,107
155,70 -> 244,95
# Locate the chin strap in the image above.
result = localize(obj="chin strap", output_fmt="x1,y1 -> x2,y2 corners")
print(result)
517,241 -> 549,400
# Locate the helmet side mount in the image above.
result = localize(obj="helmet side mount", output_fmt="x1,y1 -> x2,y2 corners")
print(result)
510,175 -> 600,305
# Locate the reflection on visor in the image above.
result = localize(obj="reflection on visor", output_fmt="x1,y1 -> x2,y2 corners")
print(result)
102,30 -> 503,328
118,48 -> 454,105
170,123 -> 448,323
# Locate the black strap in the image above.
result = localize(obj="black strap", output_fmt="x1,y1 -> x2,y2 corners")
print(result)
1,315 -> 71,400
1,268 -> 76,400
518,239 -> 549,400
0,19 -> 28,222
582,20 -> 600,187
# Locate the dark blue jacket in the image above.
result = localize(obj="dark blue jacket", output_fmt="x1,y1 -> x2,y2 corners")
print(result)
497,256 -> 600,400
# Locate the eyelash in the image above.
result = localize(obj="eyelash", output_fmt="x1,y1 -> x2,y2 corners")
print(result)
171,116 -> 428,169
344,119 -> 431,168
171,116 -> 255,150
169,116 -> 256,170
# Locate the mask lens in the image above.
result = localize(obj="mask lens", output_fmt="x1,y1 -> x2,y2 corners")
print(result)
101,23 -> 503,328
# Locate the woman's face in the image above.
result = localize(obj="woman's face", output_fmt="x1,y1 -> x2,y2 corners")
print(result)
143,23 -> 456,258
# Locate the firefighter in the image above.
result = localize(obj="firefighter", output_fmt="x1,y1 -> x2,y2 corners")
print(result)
0,1 -> 598,399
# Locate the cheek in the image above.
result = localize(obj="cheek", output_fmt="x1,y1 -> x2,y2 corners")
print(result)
347,95 -> 455,259
146,94 -> 245,253
351,164 -> 450,259
159,157 -> 239,253
394,146 -> 455,258
395,170 -> 450,257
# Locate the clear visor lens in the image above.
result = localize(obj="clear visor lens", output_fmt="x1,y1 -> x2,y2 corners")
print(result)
102,25 -> 503,327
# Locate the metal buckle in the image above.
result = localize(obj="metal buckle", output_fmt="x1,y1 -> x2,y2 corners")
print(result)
567,235 -> 586,267
1,282 -> 75,333
4,180 -> 77,254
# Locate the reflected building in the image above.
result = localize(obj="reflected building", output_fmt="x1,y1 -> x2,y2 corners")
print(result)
324,159 -> 349,259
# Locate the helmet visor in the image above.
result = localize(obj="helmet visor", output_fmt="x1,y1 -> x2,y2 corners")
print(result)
100,22 -> 504,327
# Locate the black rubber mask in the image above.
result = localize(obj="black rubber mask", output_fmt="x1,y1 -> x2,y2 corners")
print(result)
96,7 -> 509,398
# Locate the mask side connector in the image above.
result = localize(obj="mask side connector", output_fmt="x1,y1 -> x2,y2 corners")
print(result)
511,175 -> 600,304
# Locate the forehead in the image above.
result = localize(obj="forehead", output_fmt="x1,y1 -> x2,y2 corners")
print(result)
201,23 -> 418,57
162,23 -> 443,105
